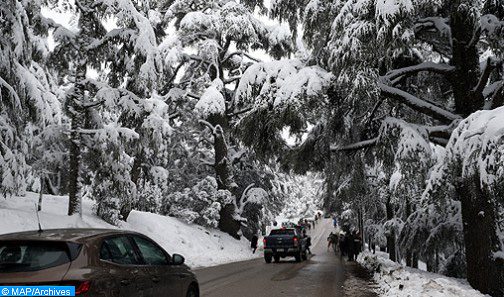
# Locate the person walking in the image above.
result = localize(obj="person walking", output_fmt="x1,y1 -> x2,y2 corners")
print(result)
347,231 -> 356,261
306,236 -> 312,254
327,232 -> 335,251
251,234 -> 259,254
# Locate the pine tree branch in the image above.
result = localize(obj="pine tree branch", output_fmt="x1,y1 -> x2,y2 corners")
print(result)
378,82 -> 461,123
82,100 -> 105,109
330,138 -> 378,152
385,62 -> 455,84
224,76 -> 241,84
0,76 -> 21,109
227,107 -> 252,118
222,51 -> 261,64
473,57 -> 500,95
198,119 -> 216,134
187,93 -> 201,100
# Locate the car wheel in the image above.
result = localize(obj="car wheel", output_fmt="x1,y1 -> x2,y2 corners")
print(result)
274,255 -> 280,263
265,254 -> 272,263
186,284 -> 199,297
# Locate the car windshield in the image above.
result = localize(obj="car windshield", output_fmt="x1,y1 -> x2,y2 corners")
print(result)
0,241 -> 71,273
269,229 -> 295,236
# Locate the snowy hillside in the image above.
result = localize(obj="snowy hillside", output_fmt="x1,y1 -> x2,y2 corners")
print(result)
0,193 -> 259,268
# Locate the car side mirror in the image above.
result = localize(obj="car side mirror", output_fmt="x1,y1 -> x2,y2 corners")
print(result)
171,254 -> 185,265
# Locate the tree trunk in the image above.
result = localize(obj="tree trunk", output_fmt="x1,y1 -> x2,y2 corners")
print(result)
206,114 -> 241,238
412,252 -> 418,269
450,2 -> 483,117
67,61 -> 86,216
405,198 -> 412,267
386,196 -> 396,262
456,175 -> 504,297
38,176 -> 44,212
449,4 -> 504,295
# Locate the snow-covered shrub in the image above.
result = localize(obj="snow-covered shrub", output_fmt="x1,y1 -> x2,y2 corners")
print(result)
161,176 -> 234,228
136,181 -> 163,214
90,124 -> 138,225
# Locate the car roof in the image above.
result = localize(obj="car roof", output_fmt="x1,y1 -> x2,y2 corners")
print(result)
0,228 -> 142,243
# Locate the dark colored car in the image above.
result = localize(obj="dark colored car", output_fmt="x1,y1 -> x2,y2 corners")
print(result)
0,229 -> 199,297
263,228 -> 307,263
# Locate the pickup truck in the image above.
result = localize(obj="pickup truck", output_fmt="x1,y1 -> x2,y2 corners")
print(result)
263,227 -> 308,263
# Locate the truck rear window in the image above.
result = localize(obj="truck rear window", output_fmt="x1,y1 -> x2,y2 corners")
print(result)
269,229 -> 295,235
0,241 -> 72,273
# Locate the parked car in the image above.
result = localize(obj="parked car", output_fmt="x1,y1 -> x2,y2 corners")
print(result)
263,228 -> 307,263
0,229 -> 199,297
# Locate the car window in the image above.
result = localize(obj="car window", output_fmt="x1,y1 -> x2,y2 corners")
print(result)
100,236 -> 141,265
0,241 -> 72,273
269,229 -> 295,235
131,236 -> 168,265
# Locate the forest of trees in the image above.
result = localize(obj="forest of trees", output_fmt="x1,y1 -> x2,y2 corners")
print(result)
1,0 -> 504,296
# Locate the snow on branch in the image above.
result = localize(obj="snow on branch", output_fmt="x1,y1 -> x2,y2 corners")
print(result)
384,62 -> 455,84
414,17 -> 451,37
379,82 -> 461,123
222,51 -> 261,63
198,119 -> 216,134
0,76 -> 21,109
331,138 -> 378,152
473,57 -> 501,95
194,79 -> 226,118
235,183 -> 267,214
424,106 -> 504,196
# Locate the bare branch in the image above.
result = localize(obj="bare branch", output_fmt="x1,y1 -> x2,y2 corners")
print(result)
82,100 -> 105,109
473,58 -> 500,95
224,76 -> 241,84
384,62 -> 455,84
168,112 -> 179,120
187,93 -> 201,100
379,82 -> 461,123
467,26 -> 482,49
222,51 -> 261,64
167,60 -> 187,86
198,119 -> 215,133
227,107 -> 252,118
330,138 -> 378,152
425,124 -> 454,140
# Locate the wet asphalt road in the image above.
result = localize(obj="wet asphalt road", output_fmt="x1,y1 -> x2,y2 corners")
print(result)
195,219 -> 378,297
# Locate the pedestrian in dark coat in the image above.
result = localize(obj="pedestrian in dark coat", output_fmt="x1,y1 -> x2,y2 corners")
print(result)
251,234 -> 258,254
306,236 -> 312,254
347,231 -> 356,261
339,233 -> 346,258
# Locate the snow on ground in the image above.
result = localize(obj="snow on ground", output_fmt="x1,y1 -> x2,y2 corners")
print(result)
357,251 -> 488,297
0,192 -> 260,268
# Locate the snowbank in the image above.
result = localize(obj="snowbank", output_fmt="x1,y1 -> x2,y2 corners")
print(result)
357,251 -> 487,297
126,211 -> 260,268
0,192 -> 259,268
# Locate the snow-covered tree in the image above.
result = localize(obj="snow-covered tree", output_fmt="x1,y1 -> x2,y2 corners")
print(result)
161,176 -> 234,228
47,0 -> 175,221
0,0 -> 62,197
165,0 -> 295,238
264,0 -> 504,294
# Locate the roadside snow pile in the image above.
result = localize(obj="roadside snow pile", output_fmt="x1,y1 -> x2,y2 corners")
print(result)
357,251 -> 487,297
126,211 -> 259,268
0,192 -> 259,268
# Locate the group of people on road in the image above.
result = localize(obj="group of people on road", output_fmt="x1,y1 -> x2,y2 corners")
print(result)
327,228 -> 362,261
